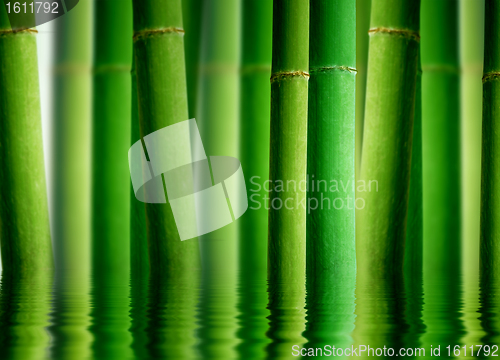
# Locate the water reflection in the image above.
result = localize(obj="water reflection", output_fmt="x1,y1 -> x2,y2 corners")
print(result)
0,273 -> 53,360
0,252 -> 496,358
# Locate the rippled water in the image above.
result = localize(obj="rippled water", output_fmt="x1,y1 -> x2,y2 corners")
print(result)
0,267 -> 497,359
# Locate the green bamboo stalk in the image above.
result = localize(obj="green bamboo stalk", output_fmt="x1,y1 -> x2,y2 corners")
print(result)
304,0 -> 356,351
461,0 -> 486,347
267,0 -> 309,357
132,2 -> 200,357
356,0 -> 420,281
195,1 -> 241,358
90,2 -> 133,358
0,3 -> 52,278
355,0 -> 371,174
91,0 -> 132,281
51,2 -> 93,356
52,0 -> 92,279
421,0 -> 461,281
481,0 -> 500,280
132,0 -> 200,276
237,0 -> 272,358
420,0 -> 465,348
182,0 -> 202,119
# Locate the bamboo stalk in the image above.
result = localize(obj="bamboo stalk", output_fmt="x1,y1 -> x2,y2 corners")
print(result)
51,2 -> 93,357
421,0 -> 461,280
356,0 -> 420,281
132,2 -> 200,357
182,0 -> 202,119
267,0 -> 309,357
90,2 -> 133,358
52,0 -> 92,279
481,0 -> 500,281
304,0 -> 356,350
420,0 -> 465,348
132,0 -> 200,276
0,2 -> 52,278
195,1 -> 241,358
237,0 -> 272,357
92,0 -> 132,282
461,0 -> 485,347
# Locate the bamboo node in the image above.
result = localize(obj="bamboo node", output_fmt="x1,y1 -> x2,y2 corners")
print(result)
483,72 -> 500,83
93,64 -> 131,74
309,66 -> 357,74
270,70 -> 310,83
0,28 -> 38,36
133,27 -> 185,42
368,27 -> 420,42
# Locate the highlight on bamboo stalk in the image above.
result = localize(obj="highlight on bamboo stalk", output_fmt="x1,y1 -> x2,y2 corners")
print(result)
0,1 -> 53,278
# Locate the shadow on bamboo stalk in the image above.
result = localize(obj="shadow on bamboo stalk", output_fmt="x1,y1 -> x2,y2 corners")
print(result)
195,0 -> 241,358
236,0 -> 272,358
304,0 -> 356,356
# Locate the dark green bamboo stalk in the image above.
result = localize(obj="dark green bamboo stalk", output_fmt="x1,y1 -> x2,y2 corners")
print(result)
52,0 -> 92,279
356,0 -> 420,280
196,1 -> 241,358
92,0 -> 132,282
421,0 -> 461,281
237,1 -> 272,358
132,0 -> 200,276
481,0 -> 500,280
0,4 -> 52,278
182,0 -> 202,119
90,2 -> 133,358
420,0 -> 464,348
305,0 -> 356,352
355,0 -> 371,173
267,0 -> 309,357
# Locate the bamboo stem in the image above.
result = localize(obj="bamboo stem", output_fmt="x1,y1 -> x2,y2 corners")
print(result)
195,0 -> 241,358
481,0 -> 500,281
0,3 -> 52,278
92,0 -> 133,282
52,0 -> 92,280
90,2 -> 133,358
356,0 -> 420,281
132,0 -> 200,277
237,0 -> 272,357
305,0 -> 356,350
267,0 -> 309,357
